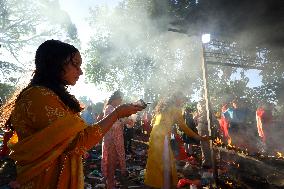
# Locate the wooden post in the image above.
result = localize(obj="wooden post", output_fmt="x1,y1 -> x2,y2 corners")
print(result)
201,42 -> 217,187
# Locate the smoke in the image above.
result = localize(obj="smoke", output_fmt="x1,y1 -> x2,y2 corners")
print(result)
84,0 -> 284,154
86,1 -> 204,102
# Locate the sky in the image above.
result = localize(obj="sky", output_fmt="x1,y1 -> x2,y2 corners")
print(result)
59,0 -> 122,48
59,0 -> 123,103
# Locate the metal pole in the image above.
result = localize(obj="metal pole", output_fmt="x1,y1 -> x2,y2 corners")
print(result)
201,42 -> 217,187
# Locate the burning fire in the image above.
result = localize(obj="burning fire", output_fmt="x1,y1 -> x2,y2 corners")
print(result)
225,181 -> 233,187
213,137 -> 248,156
276,152 -> 283,159
228,137 -> 236,149
213,137 -> 223,145
227,137 -> 232,146
227,137 -> 237,149
213,137 -> 237,149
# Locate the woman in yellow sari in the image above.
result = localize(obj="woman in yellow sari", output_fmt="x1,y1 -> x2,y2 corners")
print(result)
0,40 -> 144,189
144,93 -> 208,189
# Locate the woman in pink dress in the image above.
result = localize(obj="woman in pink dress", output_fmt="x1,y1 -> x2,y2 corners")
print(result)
101,91 -> 127,189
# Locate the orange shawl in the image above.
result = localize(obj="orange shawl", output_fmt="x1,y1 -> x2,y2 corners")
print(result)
9,86 -> 103,189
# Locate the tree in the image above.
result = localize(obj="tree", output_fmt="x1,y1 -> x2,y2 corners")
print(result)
0,0 -> 80,101
0,61 -> 24,84
0,0 -> 79,60
0,83 -> 15,102
85,1 -> 203,102
84,0 -> 283,110
154,0 -> 284,48
256,50 -> 284,105
162,0 -> 284,108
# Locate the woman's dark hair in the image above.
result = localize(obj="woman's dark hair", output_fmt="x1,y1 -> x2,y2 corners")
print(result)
107,90 -> 123,105
30,39 -> 82,112
1,40 -> 82,130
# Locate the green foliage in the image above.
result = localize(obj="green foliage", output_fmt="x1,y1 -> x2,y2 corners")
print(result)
257,50 -> 284,105
84,1 -> 203,102
0,61 -> 24,85
184,102 -> 197,112
0,83 -> 15,103
0,0 -> 80,56
156,0 -> 284,48
84,0 -> 283,114
0,0 -> 80,98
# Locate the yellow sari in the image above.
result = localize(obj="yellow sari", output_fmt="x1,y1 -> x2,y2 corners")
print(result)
144,106 -> 198,188
9,86 -> 104,189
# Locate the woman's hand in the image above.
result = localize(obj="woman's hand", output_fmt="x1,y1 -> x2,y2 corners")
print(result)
97,104 -> 144,134
115,104 -> 145,119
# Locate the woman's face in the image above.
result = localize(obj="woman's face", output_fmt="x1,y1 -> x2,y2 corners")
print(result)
62,52 -> 83,86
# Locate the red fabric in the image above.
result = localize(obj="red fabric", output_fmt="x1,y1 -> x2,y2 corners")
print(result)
101,105 -> 126,189
256,108 -> 265,117
177,178 -> 201,188
256,107 -> 273,143
256,108 -> 265,141
174,134 -> 188,160
219,118 -> 229,138
142,113 -> 152,134
219,105 -> 229,139
257,107 -> 273,124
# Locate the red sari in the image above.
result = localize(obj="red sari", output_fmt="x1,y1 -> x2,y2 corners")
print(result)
219,105 -> 229,140
256,107 -> 273,143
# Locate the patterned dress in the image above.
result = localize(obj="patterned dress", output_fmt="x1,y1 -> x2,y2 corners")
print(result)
9,86 -> 105,189
101,105 -> 126,189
